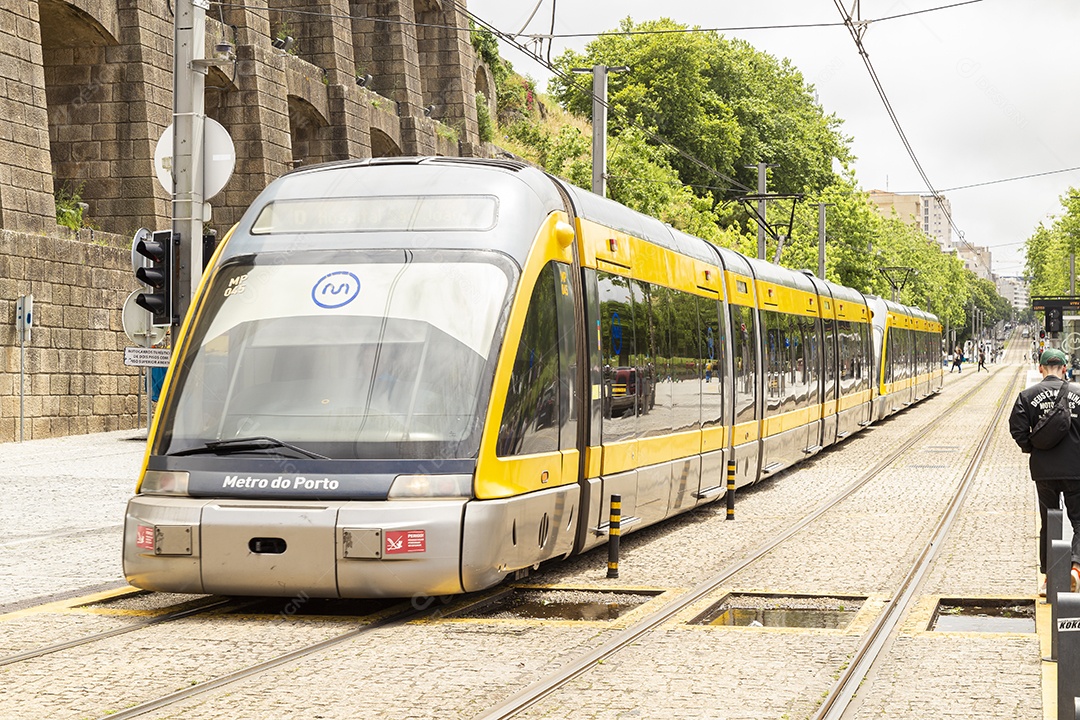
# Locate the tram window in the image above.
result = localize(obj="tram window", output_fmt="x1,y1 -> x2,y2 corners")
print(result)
699,297 -> 723,428
730,304 -> 757,425
762,310 -> 796,415
497,263 -> 561,457
641,283 -> 671,437
598,271 -> 637,442
554,264 -> 578,451
799,316 -> 821,410
158,257 -> 513,460
822,317 -> 837,402
631,279 -> 657,431
669,290 -> 701,432
837,320 -> 867,395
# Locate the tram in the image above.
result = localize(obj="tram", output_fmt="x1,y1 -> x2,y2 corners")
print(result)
123,157 -> 944,598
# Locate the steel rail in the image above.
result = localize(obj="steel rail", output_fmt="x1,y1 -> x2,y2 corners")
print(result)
811,365 -> 1023,720
95,600 -> 428,720
472,369 -> 1008,720
42,370 -> 990,720
0,596 -> 236,668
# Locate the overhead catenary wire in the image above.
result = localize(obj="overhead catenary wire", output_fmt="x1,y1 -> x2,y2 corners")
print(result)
510,0 -> 985,41
831,0 -> 990,276
450,0 -> 756,201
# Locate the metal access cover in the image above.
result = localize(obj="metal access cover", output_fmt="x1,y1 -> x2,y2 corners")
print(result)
690,593 -> 865,629
930,598 -> 1035,633
342,528 -> 382,559
155,525 -> 192,556
451,588 -> 661,621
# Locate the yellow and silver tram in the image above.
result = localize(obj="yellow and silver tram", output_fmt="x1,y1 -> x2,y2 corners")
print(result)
123,157 -> 944,598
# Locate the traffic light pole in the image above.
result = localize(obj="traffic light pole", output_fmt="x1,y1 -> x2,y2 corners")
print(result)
172,0 -> 208,338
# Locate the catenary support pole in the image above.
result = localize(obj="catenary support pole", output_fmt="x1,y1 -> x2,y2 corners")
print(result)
172,0 -> 208,338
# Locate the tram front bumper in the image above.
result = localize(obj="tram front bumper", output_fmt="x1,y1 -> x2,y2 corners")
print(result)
123,495 -> 467,599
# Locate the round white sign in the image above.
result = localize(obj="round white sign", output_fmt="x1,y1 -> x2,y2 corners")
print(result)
154,118 -> 236,200
122,290 -> 167,346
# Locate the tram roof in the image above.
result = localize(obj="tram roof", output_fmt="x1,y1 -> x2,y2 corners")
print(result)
223,157 -> 567,267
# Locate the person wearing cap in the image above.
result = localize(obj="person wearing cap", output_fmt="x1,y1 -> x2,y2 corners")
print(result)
1009,347 -> 1080,594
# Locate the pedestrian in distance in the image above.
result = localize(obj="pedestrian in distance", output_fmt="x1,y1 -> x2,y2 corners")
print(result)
977,348 -> 987,372
950,346 -> 963,373
1009,348 -> 1080,594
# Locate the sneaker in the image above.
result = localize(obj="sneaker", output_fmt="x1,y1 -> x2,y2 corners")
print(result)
1072,566 -> 1080,594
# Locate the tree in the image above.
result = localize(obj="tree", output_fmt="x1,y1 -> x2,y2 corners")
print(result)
549,17 -> 852,199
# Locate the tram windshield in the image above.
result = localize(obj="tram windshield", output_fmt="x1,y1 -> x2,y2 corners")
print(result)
153,251 -> 514,460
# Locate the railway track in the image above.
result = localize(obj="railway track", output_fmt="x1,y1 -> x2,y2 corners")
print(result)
471,365 -> 1023,720
0,365 -> 1013,720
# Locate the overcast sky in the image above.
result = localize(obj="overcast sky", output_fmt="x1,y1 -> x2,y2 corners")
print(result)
465,0 -> 1080,278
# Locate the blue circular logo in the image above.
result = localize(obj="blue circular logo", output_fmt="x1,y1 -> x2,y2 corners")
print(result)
311,271 -> 361,309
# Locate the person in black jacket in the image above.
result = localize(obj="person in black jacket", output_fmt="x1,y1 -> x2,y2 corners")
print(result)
1009,347 -> 1080,593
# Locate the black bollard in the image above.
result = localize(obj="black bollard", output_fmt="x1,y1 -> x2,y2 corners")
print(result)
1058,592 -> 1080,720
1051,539 -> 1072,661
607,494 -> 621,579
726,460 -> 736,521
1050,508 -> 1064,549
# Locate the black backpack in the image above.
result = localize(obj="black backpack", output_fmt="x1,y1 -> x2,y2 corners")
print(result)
1030,382 -> 1073,450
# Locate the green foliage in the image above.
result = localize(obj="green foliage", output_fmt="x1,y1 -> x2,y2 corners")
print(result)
470,23 -> 510,87
1025,189 -> 1080,297
55,183 -> 93,231
476,93 -> 494,143
549,17 -> 851,199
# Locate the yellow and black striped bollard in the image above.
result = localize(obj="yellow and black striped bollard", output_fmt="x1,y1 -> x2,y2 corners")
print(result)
607,494 -> 621,578
726,460 -> 736,520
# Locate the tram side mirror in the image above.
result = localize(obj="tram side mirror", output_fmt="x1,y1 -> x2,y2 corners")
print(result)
555,220 -> 575,248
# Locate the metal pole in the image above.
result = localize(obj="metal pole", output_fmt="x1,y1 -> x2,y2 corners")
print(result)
591,65 -> 608,198
756,162 -> 767,260
173,0 -> 208,339
607,494 -> 621,578
19,329 -> 24,443
1072,254 -> 1076,296
817,203 -> 828,280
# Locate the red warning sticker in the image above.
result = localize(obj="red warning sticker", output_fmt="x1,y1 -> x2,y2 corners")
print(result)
136,525 -> 155,550
385,529 -> 426,554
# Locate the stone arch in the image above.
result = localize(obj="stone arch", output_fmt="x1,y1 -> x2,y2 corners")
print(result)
370,128 -> 402,158
39,0 -> 122,230
288,95 -> 333,169
474,64 -> 496,123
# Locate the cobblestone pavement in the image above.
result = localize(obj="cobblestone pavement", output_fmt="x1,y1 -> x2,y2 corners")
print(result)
0,351 -> 1048,720
0,430 -> 145,609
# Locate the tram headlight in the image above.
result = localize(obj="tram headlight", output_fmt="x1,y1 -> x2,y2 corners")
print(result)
139,470 -> 190,496
388,474 -> 473,499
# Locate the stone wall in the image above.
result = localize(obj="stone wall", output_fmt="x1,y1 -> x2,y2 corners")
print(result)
0,0 -> 489,441
0,228 -> 142,442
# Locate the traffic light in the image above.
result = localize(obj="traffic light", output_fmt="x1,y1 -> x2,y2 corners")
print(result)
133,229 -> 175,326
1047,306 -> 1064,334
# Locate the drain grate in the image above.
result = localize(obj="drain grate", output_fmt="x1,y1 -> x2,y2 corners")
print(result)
451,588 -> 660,621
930,598 -> 1035,633
690,593 -> 865,629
